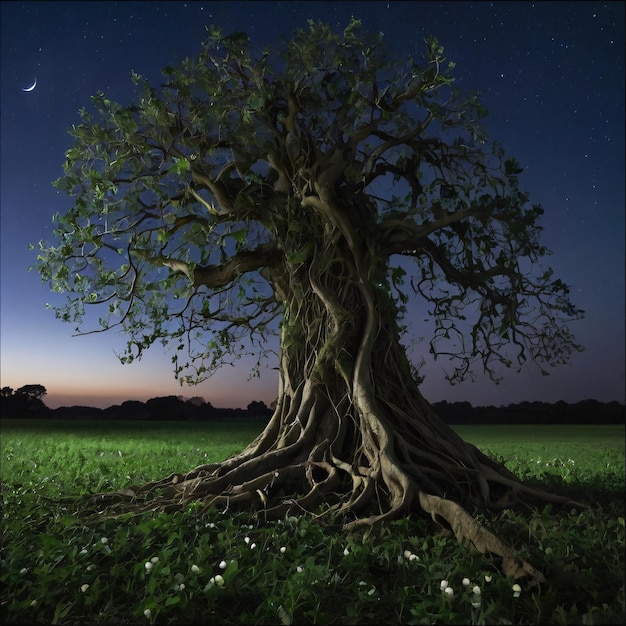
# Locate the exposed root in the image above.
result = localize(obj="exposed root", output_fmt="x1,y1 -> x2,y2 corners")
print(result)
418,491 -> 545,585
70,302 -> 576,584
73,417 -> 582,586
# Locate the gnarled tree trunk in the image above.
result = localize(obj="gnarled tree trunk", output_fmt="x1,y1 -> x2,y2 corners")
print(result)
89,197 -> 577,583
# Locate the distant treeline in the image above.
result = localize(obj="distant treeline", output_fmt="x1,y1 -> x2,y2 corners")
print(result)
432,399 -> 625,425
0,392 -> 273,422
0,386 -> 626,424
1,387 -> 624,424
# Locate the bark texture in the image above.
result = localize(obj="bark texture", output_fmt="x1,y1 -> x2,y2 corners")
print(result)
87,194 -> 576,584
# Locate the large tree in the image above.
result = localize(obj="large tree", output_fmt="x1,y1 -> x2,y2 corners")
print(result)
34,20 -> 583,582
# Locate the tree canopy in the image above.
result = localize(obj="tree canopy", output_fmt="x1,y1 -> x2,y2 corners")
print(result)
32,19 -> 585,583
16,384 -> 47,399
35,18 -> 582,386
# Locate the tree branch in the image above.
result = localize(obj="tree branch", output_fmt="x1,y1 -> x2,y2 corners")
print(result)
193,242 -> 282,290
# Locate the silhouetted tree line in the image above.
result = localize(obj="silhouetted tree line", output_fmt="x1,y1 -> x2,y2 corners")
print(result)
0,385 -> 273,421
1,385 -> 623,424
432,399 -> 625,425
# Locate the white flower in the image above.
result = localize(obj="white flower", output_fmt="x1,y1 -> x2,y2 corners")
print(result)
145,561 -> 153,571
191,564 -> 200,574
79,549 -> 87,556
343,548 -> 350,556
143,608 -> 152,619
214,574 -> 224,587
296,566 -> 304,573
403,550 -> 412,559
250,543 -> 256,550
280,546 -> 286,554
86,564 -> 96,571
512,583 -> 522,597
100,537 -> 108,544
462,577 -> 471,586
30,599 -> 38,607
19,567 -> 28,575
219,560 -> 227,569
150,556 -> 159,563
178,583 -> 185,591
444,586 -> 454,597
81,584 -> 90,593
244,537 -> 250,544
440,579 -> 449,590
484,574 -> 492,583
472,585 -> 481,595
409,554 -> 419,561
472,600 -> 481,608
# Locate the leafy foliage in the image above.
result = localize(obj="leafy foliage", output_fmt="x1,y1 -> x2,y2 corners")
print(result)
32,18 -> 583,386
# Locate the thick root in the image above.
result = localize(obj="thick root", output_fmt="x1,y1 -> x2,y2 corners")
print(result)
419,491 -> 545,585
69,367 -> 581,587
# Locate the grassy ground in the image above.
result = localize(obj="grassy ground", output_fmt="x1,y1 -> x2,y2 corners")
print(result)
1,420 -> 624,624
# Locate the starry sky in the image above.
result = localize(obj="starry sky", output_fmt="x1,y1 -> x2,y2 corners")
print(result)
1,1 -> 624,410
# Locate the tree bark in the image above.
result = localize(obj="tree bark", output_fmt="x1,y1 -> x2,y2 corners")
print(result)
88,225 -> 578,583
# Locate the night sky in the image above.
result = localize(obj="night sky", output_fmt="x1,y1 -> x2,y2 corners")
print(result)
1,1 -> 624,410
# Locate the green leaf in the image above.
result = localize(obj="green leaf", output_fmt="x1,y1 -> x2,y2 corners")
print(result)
229,229 -> 247,244
286,242 -> 313,265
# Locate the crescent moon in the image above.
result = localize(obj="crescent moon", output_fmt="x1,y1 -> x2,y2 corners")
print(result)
22,77 -> 37,92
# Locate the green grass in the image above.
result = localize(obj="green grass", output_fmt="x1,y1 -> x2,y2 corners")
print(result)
0,420 -> 262,498
454,424 -> 625,499
1,420 -> 624,625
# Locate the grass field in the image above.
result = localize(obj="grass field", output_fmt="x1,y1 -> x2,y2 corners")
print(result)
1,420 -> 624,624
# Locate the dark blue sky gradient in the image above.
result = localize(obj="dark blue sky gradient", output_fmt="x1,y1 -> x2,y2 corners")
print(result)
1,1 -> 624,409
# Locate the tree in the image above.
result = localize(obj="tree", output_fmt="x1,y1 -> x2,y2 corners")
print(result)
34,20 -> 584,581
16,384 -> 47,400
1,384 -> 50,418
247,400 -> 268,412
188,395 -> 208,407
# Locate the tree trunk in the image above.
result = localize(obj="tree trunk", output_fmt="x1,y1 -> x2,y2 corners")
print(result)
89,228 -> 578,583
